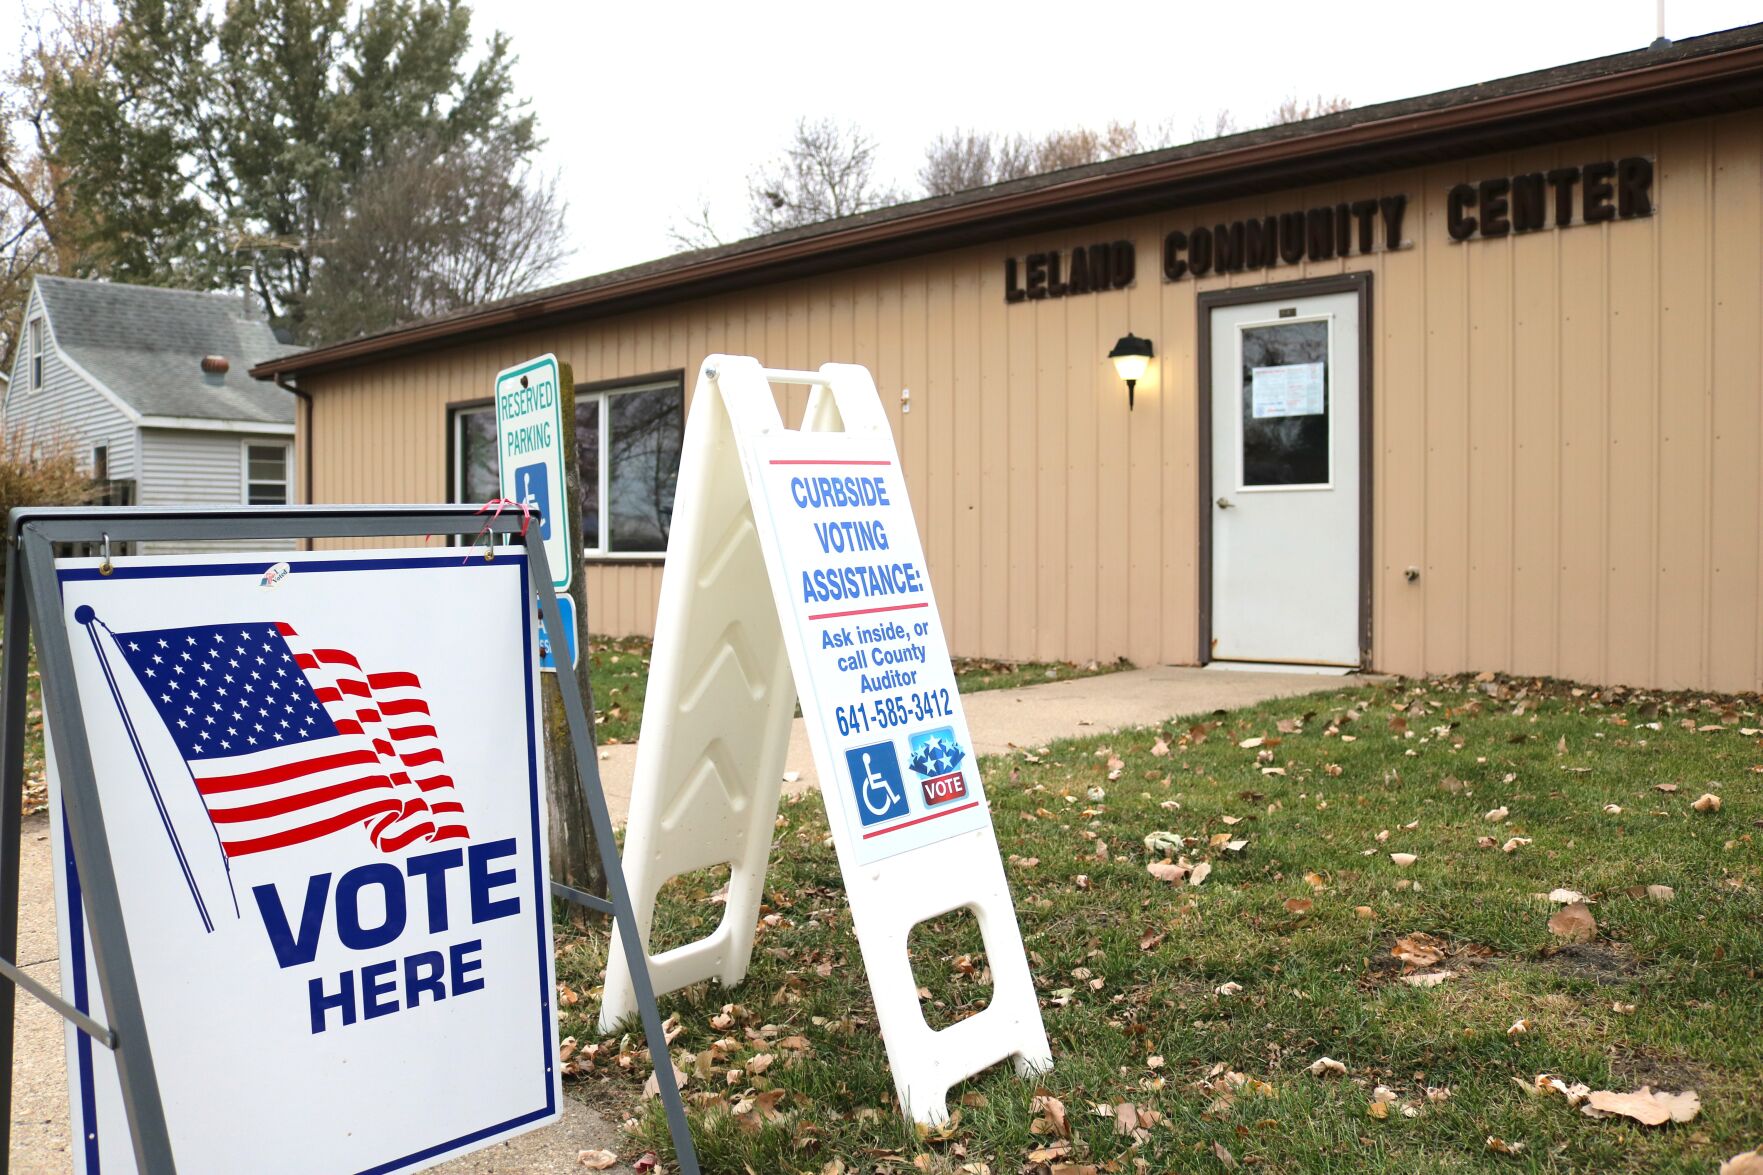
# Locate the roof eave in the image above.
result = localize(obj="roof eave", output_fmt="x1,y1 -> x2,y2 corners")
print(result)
252,35 -> 1763,382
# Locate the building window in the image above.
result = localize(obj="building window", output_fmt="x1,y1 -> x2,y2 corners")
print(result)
450,403 -> 499,503
92,445 -> 108,481
577,378 -> 684,556
244,442 -> 290,505
29,317 -> 44,389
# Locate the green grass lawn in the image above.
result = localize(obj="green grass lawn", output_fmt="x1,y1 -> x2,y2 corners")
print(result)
587,635 -> 1130,746
557,675 -> 1762,1174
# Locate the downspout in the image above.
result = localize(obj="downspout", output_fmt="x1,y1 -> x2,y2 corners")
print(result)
274,374 -> 315,551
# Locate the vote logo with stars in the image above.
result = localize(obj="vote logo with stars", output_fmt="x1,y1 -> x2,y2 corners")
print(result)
906,725 -> 969,807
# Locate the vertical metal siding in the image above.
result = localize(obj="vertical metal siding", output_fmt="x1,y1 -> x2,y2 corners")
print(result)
303,110 -> 1763,692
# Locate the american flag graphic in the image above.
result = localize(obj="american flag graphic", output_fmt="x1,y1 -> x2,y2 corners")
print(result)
111,621 -> 469,858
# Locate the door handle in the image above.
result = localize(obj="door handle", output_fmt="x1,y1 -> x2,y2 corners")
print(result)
1215,497 -> 1235,509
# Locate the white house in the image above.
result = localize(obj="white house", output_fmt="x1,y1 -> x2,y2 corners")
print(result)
4,276 -> 297,547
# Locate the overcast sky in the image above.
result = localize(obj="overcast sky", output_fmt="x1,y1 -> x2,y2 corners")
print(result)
7,0 -> 1760,283
505,0 -> 1758,278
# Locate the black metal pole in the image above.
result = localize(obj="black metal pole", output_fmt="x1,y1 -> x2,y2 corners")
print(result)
0,531 -> 31,1175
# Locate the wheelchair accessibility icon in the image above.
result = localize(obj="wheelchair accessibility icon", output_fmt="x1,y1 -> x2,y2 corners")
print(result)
843,740 -> 910,826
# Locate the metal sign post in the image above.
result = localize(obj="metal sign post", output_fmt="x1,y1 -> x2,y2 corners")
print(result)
0,505 -> 698,1174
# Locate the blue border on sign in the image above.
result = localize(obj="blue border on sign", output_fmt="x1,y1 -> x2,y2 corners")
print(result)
56,553 -> 555,1174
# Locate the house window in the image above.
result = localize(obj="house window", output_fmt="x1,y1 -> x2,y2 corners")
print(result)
29,317 -> 44,389
245,443 -> 290,505
92,445 -> 108,481
577,378 -> 684,556
449,403 -> 499,503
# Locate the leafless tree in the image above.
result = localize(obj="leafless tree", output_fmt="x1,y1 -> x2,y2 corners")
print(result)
666,194 -> 728,252
300,135 -> 570,344
0,0 -> 114,371
747,117 -> 899,234
1190,109 -> 1242,141
1269,94 -> 1355,125
919,121 -> 1164,197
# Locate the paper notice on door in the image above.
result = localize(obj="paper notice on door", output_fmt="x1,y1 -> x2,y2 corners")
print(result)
1250,362 -> 1326,418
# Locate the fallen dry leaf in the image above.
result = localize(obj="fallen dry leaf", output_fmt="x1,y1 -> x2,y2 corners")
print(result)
641,1063 -> 687,1099
1189,861 -> 1213,886
1502,837 -> 1532,853
1654,782 -> 1680,793
1146,861 -> 1188,884
1604,803 -> 1624,814
1721,1149 -> 1763,1174
1547,888 -> 1587,904
1548,901 -> 1598,943
1508,1018 -> 1532,1036
1390,852 -> 1418,867
1215,981 -> 1243,997
1693,793 -> 1722,813
1528,1073 -> 1591,1106
1392,932 -> 1448,969
1031,1092 -> 1070,1138
1284,898 -> 1313,915
1400,970 -> 1457,988
1151,738 -> 1170,757
1212,1140 -> 1238,1169
1486,1136 -> 1526,1154
1485,807 -> 1510,822
1582,1086 -> 1701,1126
1646,884 -> 1675,902
577,1150 -> 619,1170
1308,1056 -> 1347,1077
1355,905 -> 1376,919
1238,737 -> 1264,749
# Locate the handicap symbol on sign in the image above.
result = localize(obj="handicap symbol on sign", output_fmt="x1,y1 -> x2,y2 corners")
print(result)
843,740 -> 910,826
514,461 -> 553,540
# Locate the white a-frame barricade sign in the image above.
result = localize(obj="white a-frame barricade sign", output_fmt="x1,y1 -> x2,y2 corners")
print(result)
601,356 -> 1051,1123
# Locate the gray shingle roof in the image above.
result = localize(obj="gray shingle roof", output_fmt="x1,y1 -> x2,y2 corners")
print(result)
38,276 -> 296,424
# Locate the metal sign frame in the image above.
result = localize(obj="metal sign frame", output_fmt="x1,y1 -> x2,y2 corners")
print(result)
0,504 -> 698,1174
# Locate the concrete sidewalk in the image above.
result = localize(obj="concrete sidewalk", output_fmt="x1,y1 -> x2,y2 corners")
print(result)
594,663 -> 1372,818
9,663 -> 1362,1172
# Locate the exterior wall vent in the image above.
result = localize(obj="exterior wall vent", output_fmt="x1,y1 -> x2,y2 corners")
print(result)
201,354 -> 230,375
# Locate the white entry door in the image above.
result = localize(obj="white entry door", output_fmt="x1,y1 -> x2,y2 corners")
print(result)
1207,288 -> 1362,667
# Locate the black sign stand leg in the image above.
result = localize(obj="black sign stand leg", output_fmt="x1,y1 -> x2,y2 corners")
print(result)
0,535 -> 30,1170
0,505 -> 701,1175
527,531 -> 700,1175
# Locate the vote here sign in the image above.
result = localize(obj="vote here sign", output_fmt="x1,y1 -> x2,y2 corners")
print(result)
746,432 -> 993,867
47,549 -> 557,1173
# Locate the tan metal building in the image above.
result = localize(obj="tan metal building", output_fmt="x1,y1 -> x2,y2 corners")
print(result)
254,26 -> 1763,693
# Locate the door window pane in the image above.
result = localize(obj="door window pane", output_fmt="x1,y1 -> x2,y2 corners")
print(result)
606,386 -> 682,552
453,407 -> 499,502
1240,320 -> 1330,487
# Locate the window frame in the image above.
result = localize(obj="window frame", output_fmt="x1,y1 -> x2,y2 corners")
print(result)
91,444 -> 108,481
241,440 -> 292,506
576,373 -> 686,561
29,316 -> 44,389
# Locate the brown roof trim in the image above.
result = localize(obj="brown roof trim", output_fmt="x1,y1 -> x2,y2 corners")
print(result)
256,27 -> 1763,381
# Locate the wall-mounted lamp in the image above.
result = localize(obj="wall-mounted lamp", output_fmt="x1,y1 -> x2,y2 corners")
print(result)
1108,333 -> 1154,409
